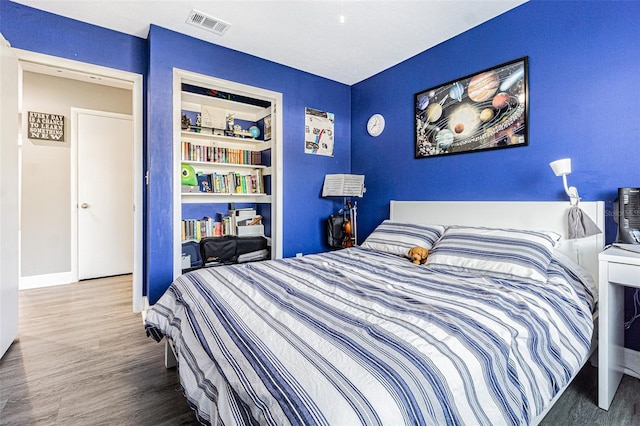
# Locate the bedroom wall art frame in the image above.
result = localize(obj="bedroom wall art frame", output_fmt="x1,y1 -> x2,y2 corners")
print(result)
414,56 -> 529,159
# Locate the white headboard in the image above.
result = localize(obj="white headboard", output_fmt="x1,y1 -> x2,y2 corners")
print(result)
390,201 -> 605,284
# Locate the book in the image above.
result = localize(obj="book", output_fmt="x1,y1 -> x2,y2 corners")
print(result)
235,173 -> 243,193
252,169 -> 264,194
181,216 -> 223,241
197,172 -> 212,192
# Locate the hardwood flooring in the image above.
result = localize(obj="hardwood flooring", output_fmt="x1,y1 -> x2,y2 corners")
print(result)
0,275 -> 198,425
1,276 -> 639,425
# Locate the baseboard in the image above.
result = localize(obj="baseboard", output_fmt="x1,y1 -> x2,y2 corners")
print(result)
19,272 -> 75,290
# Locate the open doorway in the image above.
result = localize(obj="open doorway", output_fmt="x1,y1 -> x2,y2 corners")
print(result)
15,50 -> 144,312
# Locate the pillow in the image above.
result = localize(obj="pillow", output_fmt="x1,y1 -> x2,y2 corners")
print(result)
361,220 -> 444,257
426,226 -> 558,283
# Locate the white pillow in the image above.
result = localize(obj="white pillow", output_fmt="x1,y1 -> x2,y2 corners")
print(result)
361,220 -> 445,257
426,226 -> 558,283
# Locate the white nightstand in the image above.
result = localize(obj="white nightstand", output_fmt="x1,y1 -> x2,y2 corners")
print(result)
598,246 -> 640,410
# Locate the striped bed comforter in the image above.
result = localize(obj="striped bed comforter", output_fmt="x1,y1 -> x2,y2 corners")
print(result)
144,246 -> 595,426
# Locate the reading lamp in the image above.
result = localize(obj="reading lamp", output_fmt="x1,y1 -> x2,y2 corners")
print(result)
549,158 -> 601,240
549,158 -> 580,206
322,174 -> 365,245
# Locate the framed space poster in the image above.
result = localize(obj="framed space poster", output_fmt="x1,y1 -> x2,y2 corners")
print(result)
304,107 -> 334,156
414,56 -> 528,158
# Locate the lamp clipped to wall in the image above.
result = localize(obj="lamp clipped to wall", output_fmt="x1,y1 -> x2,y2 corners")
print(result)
549,158 -> 601,239
323,174 -> 365,247
549,158 -> 580,206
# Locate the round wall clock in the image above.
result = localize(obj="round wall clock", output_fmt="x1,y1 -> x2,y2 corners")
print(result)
367,114 -> 385,137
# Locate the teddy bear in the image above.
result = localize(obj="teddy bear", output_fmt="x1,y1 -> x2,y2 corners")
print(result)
407,246 -> 429,264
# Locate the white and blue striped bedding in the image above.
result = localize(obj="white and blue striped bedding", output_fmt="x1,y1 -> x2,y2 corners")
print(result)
145,246 -> 595,426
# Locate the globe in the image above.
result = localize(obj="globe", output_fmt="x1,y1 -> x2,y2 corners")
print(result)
249,125 -> 260,139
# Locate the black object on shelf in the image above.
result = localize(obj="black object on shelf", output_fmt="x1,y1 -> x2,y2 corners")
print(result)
197,236 -> 268,270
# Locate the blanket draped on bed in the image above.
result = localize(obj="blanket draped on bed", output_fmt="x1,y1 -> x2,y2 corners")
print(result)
145,247 -> 595,426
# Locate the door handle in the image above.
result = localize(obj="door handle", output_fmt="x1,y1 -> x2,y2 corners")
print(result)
80,203 -> 89,209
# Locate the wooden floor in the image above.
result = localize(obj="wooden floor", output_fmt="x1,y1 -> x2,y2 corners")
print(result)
1,276 -> 639,425
0,275 -> 198,425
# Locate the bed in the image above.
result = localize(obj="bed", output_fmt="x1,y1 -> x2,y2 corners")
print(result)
145,201 -> 605,425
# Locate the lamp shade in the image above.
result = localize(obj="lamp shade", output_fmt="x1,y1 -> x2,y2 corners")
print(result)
549,158 -> 572,176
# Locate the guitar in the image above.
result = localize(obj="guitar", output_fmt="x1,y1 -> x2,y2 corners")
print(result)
342,200 -> 353,248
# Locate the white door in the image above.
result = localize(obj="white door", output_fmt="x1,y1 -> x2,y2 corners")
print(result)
76,111 -> 133,280
0,33 -> 19,358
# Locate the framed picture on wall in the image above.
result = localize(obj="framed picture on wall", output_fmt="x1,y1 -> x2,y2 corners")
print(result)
414,56 -> 528,159
264,114 -> 272,140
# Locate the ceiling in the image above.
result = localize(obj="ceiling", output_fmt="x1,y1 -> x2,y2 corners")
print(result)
13,0 -> 527,85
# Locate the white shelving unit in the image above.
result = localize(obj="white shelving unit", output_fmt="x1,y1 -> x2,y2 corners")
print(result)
180,129 -> 272,204
172,69 -> 283,279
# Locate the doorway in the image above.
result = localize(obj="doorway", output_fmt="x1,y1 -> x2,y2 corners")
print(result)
15,50 -> 144,312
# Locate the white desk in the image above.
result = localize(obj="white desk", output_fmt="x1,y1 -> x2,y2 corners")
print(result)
598,246 -> 640,410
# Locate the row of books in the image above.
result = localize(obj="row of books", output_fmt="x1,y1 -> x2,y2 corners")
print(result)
182,217 -> 223,241
195,169 -> 264,194
182,209 -> 263,241
182,141 -> 261,165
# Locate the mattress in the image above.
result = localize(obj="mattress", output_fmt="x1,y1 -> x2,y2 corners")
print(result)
145,246 -> 596,425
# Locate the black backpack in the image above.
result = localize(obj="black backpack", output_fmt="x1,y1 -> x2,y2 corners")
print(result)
327,214 -> 346,248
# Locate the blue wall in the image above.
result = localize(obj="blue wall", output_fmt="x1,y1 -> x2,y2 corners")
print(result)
0,1 -> 146,74
352,0 -> 639,237
351,0 -> 640,348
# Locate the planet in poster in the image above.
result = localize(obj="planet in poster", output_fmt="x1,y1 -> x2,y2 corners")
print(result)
480,108 -> 494,122
492,92 -> 510,109
467,71 -> 499,102
449,82 -> 464,102
417,95 -> 430,110
436,129 -> 454,150
426,103 -> 443,122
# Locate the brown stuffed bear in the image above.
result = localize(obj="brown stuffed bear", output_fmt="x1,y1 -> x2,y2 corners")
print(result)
407,246 -> 429,264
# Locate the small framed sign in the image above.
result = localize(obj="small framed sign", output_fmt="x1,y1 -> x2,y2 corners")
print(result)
28,111 -> 65,142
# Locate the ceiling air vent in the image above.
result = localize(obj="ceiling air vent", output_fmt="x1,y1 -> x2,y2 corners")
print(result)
186,9 -> 231,36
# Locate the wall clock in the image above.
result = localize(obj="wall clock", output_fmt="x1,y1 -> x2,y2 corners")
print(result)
367,114 -> 385,137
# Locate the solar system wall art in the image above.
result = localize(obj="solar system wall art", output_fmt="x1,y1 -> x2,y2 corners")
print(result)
414,57 -> 528,159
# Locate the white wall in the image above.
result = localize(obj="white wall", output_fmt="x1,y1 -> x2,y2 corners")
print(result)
21,72 -> 132,278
